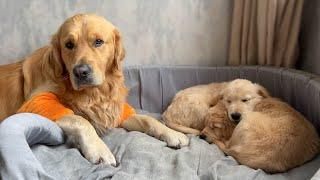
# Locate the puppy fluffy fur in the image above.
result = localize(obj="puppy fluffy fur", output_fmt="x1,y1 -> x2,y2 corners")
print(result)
213,79 -> 320,173
162,82 -> 226,135
164,78 -> 319,173
201,101 -> 236,143
0,14 -> 189,166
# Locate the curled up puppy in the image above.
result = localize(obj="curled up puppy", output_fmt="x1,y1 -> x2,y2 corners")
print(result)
201,101 -> 236,143
205,79 -> 320,173
163,82 -> 227,135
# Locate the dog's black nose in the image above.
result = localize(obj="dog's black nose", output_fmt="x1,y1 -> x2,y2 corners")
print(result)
231,112 -> 241,122
199,134 -> 207,140
73,64 -> 92,79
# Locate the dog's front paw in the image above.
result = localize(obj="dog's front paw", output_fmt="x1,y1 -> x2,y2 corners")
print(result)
81,138 -> 116,166
160,129 -> 189,148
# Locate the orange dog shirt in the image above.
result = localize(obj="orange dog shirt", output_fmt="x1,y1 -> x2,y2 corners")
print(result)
17,92 -> 135,125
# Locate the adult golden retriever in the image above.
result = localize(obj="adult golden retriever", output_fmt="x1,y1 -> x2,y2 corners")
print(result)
0,14 -> 188,166
210,79 -> 320,173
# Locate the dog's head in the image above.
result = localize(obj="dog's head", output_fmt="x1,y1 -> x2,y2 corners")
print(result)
47,14 -> 125,90
220,79 -> 270,123
200,102 -> 236,143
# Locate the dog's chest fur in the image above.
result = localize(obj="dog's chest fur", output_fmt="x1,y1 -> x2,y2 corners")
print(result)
59,79 -> 127,135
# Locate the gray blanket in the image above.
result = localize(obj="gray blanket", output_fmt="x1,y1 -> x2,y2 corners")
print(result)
1,112 -> 320,180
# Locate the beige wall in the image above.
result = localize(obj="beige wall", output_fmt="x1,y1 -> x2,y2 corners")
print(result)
0,0 -> 233,66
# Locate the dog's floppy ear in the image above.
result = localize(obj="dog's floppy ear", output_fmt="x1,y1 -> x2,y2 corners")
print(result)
42,32 -> 64,79
255,84 -> 270,98
50,33 -> 64,77
113,29 -> 126,71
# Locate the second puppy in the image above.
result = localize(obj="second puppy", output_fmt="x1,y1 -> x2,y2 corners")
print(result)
209,79 -> 320,173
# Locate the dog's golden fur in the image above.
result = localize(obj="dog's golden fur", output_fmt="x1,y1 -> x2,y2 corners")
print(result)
25,15 -> 128,134
213,79 -> 320,173
0,14 -> 189,165
201,101 -> 236,143
163,82 -> 227,135
164,79 -> 319,173
1,14 -> 126,134
0,62 -> 25,118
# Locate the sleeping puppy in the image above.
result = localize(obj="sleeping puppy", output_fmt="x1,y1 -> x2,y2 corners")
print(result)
0,14 -> 188,166
163,82 -> 227,135
201,101 -> 236,143
163,82 -> 235,144
209,79 -> 320,173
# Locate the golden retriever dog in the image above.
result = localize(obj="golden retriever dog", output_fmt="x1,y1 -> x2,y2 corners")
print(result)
0,14 -> 189,166
210,79 -> 320,173
162,82 -> 227,135
201,101 -> 236,143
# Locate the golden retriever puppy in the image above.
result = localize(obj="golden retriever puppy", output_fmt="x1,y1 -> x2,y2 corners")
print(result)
211,79 -> 320,173
163,82 -> 227,135
0,14 -> 189,166
201,101 -> 236,143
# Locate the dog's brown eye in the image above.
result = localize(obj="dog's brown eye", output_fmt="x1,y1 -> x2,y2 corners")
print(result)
65,41 -> 75,50
227,100 -> 231,104
94,39 -> 104,47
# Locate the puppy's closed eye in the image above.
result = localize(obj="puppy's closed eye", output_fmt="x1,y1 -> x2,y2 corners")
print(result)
242,98 -> 250,102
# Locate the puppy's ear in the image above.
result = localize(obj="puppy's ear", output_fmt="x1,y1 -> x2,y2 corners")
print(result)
113,29 -> 126,71
255,84 -> 270,98
42,33 -> 64,79
218,90 -> 225,100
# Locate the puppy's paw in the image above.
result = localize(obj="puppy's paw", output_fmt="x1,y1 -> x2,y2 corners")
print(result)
160,129 -> 189,148
81,138 -> 116,166
213,122 -> 225,128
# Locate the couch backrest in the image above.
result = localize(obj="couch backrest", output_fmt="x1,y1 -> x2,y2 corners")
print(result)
124,66 -> 320,132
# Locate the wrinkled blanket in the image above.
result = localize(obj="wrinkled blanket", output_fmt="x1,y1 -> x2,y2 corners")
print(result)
1,112 -> 320,180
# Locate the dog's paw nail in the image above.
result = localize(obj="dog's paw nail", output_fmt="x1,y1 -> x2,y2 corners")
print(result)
103,153 -> 117,166
111,161 -> 117,167
95,157 -> 104,165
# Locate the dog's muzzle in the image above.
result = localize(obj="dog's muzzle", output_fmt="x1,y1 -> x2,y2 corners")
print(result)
73,64 -> 94,85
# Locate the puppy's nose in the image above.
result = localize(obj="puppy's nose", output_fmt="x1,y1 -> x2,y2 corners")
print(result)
199,134 -> 207,140
73,64 -> 92,79
231,112 -> 241,122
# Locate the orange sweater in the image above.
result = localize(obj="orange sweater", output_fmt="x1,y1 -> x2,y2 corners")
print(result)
17,92 -> 135,125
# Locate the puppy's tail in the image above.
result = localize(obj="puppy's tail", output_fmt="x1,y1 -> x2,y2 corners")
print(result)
165,122 -> 201,135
